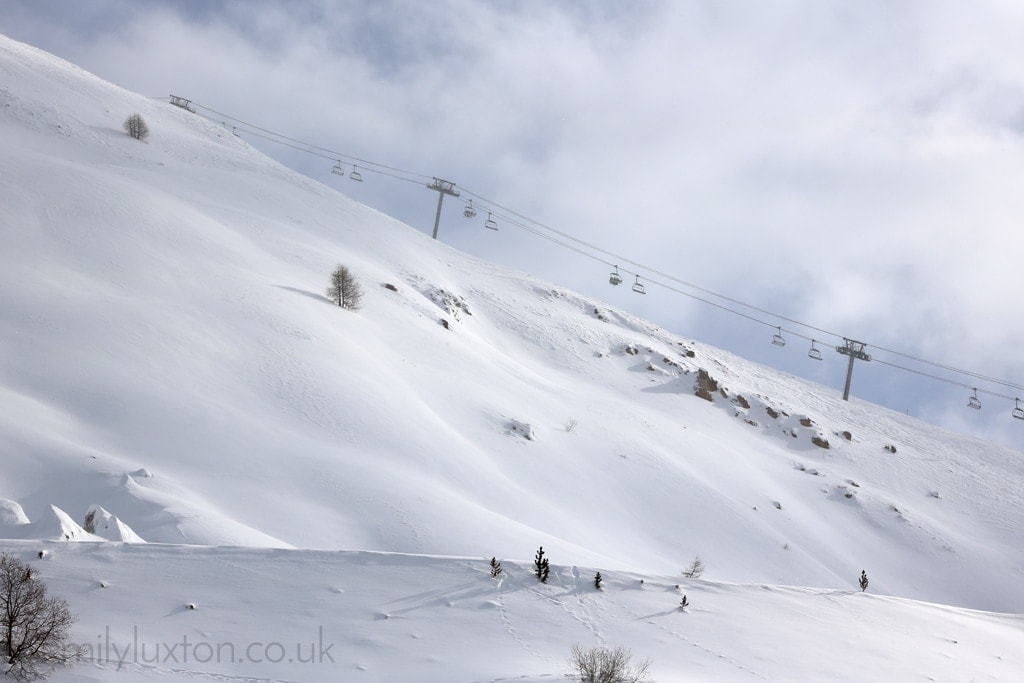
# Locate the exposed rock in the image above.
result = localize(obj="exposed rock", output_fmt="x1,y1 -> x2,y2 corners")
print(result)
428,288 -> 472,319
508,420 -> 536,441
811,436 -> 831,449
694,369 -> 718,402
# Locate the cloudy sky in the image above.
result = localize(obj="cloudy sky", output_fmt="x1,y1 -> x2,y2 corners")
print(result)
4,0 -> 1023,449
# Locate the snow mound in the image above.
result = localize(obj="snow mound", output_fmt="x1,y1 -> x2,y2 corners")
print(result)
5,505 -> 104,542
0,498 -> 30,525
82,504 -> 146,543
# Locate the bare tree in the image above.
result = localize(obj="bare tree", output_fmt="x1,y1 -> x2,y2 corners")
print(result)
682,555 -> 705,579
568,645 -> 651,683
122,113 -> 149,141
326,264 -> 363,310
1,553 -> 83,680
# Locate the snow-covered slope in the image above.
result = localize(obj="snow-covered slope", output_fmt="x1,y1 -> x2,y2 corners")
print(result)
3,541 -> 1022,683
1,34 -> 1023,681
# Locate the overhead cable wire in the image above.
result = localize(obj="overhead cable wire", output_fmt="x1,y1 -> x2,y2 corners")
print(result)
193,103 -> 432,181
183,98 -> 1022,406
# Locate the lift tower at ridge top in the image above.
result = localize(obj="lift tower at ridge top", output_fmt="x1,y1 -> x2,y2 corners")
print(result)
837,338 -> 871,401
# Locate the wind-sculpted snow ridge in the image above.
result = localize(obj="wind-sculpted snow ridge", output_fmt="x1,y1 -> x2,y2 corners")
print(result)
1,30 -> 1023,630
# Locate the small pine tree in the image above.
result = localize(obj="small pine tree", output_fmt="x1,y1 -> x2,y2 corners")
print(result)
489,557 -> 502,578
534,546 -> 550,583
122,113 -> 149,141
680,594 -> 689,609
859,570 -> 869,592
594,572 -> 603,590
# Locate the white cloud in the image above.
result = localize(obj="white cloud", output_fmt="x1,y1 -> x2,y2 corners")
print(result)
2,0 -> 1022,447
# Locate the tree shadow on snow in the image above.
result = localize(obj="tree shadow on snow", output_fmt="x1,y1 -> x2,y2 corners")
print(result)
274,284 -> 329,304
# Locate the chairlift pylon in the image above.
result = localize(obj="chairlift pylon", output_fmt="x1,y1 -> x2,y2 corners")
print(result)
632,275 -> 646,295
463,199 -> 477,219
331,160 -> 346,176
808,339 -> 823,361
484,212 -> 498,230
968,388 -> 982,410
1013,398 -> 1024,420
609,266 -> 623,286
771,326 -> 786,347
349,165 -> 364,182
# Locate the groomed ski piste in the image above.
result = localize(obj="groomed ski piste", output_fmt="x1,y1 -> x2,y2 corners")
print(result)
1,34 -> 1022,681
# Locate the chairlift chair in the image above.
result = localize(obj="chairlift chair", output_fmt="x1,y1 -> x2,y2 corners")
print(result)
331,161 -> 346,176
484,212 -> 498,230
808,340 -> 823,361
349,165 -> 364,182
632,275 -> 646,295
609,266 -> 623,286
463,200 -> 477,219
1013,398 -> 1024,420
968,389 -> 982,410
771,327 -> 786,347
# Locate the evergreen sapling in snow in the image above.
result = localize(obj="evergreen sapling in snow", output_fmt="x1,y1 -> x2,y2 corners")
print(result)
489,557 -> 502,578
534,546 -> 550,583
859,570 -> 869,592
594,572 -> 603,590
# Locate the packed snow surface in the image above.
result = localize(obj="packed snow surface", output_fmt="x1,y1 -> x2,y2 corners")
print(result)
1,34 -> 1022,681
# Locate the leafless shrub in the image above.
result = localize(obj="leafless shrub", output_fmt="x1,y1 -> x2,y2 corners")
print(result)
1,553 -> 84,680
122,113 -> 149,141
683,555 -> 705,579
326,264 -> 364,310
568,644 -> 651,683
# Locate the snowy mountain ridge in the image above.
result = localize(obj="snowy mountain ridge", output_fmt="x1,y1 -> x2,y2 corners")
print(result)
1,33 -> 1023,682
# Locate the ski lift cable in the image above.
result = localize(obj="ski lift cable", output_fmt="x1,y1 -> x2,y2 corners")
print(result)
872,359 -> 1016,400
867,343 -> 1024,392
191,102 -> 433,181
186,100 -> 1022,403
486,206 -> 819,333
487,208 -> 867,338
474,189 -> 1023,395
491,204 -> 1022,406
236,128 -> 424,186
459,186 -> 844,343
